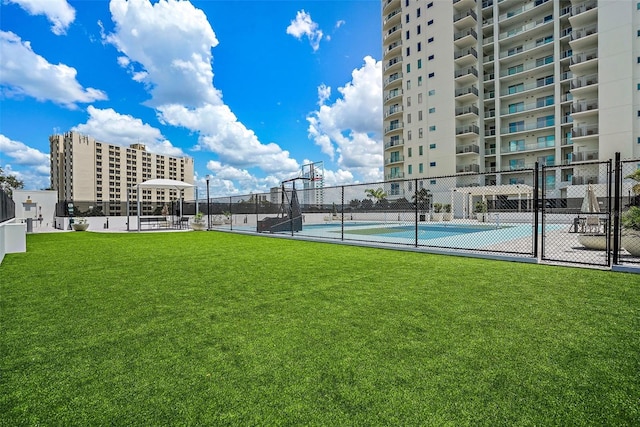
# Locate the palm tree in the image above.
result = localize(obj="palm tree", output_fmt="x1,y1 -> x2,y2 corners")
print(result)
365,188 -> 388,206
626,169 -> 640,200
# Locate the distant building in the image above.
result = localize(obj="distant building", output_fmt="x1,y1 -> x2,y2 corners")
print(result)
49,131 -> 194,215
382,0 -> 639,197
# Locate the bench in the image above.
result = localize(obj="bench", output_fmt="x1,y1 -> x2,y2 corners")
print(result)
173,217 -> 190,229
140,217 -> 168,229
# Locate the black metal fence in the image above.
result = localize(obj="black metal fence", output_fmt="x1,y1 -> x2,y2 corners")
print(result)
0,189 -> 15,223
54,154 -> 640,269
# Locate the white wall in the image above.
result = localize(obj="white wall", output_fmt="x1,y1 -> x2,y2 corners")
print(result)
12,190 -> 58,228
0,219 -> 26,265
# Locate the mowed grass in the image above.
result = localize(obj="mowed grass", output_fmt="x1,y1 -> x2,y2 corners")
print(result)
1,231 -> 639,426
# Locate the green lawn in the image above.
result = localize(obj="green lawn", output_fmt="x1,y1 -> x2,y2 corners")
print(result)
1,231 -> 639,425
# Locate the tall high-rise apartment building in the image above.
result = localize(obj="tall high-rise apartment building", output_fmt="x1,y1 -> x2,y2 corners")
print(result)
50,131 -> 194,214
382,0 -> 639,197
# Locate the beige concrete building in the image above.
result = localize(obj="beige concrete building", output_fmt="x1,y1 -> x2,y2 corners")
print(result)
382,0 -> 640,197
50,131 -> 194,215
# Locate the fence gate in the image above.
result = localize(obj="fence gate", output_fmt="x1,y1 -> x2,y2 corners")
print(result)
541,160 -> 613,267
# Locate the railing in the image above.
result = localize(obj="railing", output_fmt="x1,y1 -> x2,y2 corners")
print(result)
456,144 -> 481,154
571,48 -> 597,66
384,7 -> 402,25
384,72 -> 403,87
501,119 -> 554,134
384,24 -> 402,40
571,175 -> 598,185
454,9 -> 477,23
560,26 -> 572,38
384,89 -> 403,102
572,125 -> 598,138
454,47 -> 478,60
455,105 -> 479,116
384,122 -> 404,133
0,189 -> 15,223
454,28 -> 478,41
498,0 -> 550,22
571,24 -> 597,41
455,66 -> 478,79
385,40 -> 402,54
500,78 -> 553,96
499,56 -> 553,77
572,99 -> 598,113
384,122 -> 404,134
385,172 -> 405,180
571,73 -> 598,89
456,164 -> 480,173
456,124 -> 480,135
483,35 -> 495,46
384,56 -> 402,71
385,155 -> 405,165
384,138 -> 404,150
501,140 -> 555,154
571,0 -> 597,17
500,99 -> 554,115
570,150 -> 599,162
384,105 -> 403,118
499,36 -> 553,59
498,15 -> 552,40
455,86 -> 479,97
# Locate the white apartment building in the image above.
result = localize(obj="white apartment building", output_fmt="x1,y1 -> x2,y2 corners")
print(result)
382,0 -> 640,197
50,131 -> 194,215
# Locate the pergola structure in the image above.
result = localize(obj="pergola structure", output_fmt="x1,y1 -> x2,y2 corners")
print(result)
127,179 -> 195,231
452,184 -> 535,219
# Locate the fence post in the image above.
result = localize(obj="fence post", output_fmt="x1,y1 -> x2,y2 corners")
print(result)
613,152 -> 621,265
229,196 -> 233,231
534,162 -> 539,258
414,178 -> 418,247
341,186 -> 344,241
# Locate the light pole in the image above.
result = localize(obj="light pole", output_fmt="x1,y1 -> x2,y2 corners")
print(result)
206,174 -> 211,230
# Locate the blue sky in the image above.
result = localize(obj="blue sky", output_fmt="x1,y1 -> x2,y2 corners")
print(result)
0,0 -> 382,196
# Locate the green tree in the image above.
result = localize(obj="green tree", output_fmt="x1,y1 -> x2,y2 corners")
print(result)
412,188 -> 432,212
365,187 -> 388,206
0,167 -> 24,197
626,169 -> 640,197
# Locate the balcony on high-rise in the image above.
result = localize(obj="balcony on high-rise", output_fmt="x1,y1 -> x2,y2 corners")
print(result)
455,124 -> 480,135
572,124 -> 598,138
384,55 -> 402,72
456,164 -> 480,173
456,144 -> 481,154
572,99 -> 598,114
455,105 -> 479,117
498,14 -> 553,41
498,0 -> 551,23
571,0 -> 597,18
570,48 -> 597,67
455,85 -> 479,98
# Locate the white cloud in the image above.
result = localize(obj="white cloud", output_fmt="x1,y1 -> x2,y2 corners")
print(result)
0,31 -> 107,108
286,10 -> 323,52
317,84 -> 331,106
204,161 -> 282,197
335,20 -> 346,29
7,0 -> 75,35
0,135 -> 50,189
106,0 -> 301,193
106,0 -> 220,108
0,134 -> 49,168
306,56 -> 383,182
157,104 -> 300,175
72,106 -> 184,157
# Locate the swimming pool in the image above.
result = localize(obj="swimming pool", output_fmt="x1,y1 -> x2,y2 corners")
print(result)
298,221 -> 562,251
